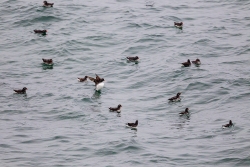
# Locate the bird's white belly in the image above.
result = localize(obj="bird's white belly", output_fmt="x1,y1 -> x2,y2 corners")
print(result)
96,82 -> 104,91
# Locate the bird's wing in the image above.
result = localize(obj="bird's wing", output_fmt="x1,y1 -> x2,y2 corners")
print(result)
88,76 -> 95,82
95,74 -> 101,81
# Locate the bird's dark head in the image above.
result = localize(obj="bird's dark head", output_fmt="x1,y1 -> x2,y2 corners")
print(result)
101,78 -> 105,82
135,56 -> 139,59
196,59 -> 200,62
135,120 -> 138,125
185,108 -> 189,112
44,1 -> 48,4
177,92 -> 181,96
229,120 -> 232,125
23,87 -> 27,91
118,104 -> 122,108
188,59 -> 191,63
84,76 -> 88,78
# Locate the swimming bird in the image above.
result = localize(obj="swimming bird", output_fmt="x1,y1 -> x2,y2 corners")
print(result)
42,58 -> 53,65
222,120 -> 233,128
14,87 -> 27,94
174,22 -> 183,28
109,104 -> 122,113
168,92 -> 181,102
34,30 -> 47,34
179,108 -> 189,116
182,59 -> 191,67
88,74 -> 105,91
127,56 -> 139,61
78,76 -> 88,82
43,1 -> 54,7
192,59 -> 201,65
126,120 -> 138,128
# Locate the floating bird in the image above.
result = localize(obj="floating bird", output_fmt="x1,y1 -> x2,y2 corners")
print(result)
42,58 -> 53,65
88,74 -> 105,91
126,120 -> 138,128
14,87 -> 27,94
174,22 -> 183,28
127,56 -> 139,62
168,92 -> 181,102
34,30 -> 47,34
109,104 -> 122,113
182,59 -> 191,67
179,108 -> 189,116
43,1 -> 54,7
192,59 -> 201,65
78,76 -> 88,82
222,120 -> 233,128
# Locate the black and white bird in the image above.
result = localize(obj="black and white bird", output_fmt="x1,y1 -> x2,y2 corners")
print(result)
182,59 -> 191,67
222,120 -> 233,129
168,92 -> 181,102
192,59 -> 201,65
42,58 -> 53,65
78,76 -> 88,82
126,56 -> 139,62
88,74 -> 105,91
126,120 -> 138,128
179,108 -> 189,116
34,30 -> 47,34
109,104 -> 122,113
43,1 -> 54,7
174,22 -> 183,29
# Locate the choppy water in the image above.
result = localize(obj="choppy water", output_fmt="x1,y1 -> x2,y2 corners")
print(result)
1,0 -> 250,166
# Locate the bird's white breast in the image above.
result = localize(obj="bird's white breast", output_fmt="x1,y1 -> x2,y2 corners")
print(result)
96,82 -> 104,91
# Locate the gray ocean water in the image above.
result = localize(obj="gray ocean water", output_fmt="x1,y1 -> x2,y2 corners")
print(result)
1,0 -> 250,166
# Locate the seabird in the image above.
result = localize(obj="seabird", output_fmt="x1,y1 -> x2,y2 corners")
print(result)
222,120 -> 233,128
14,87 -> 27,94
42,58 -> 53,65
109,104 -> 122,113
78,76 -> 88,82
168,92 -> 181,102
174,22 -> 183,29
192,59 -> 201,65
126,56 -> 139,62
179,108 -> 189,116
88,74 -> 105,91
126,120 -> 138,128
34,30 -> 47,34
43,1 -> 54,7
182,59 -> 191,67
